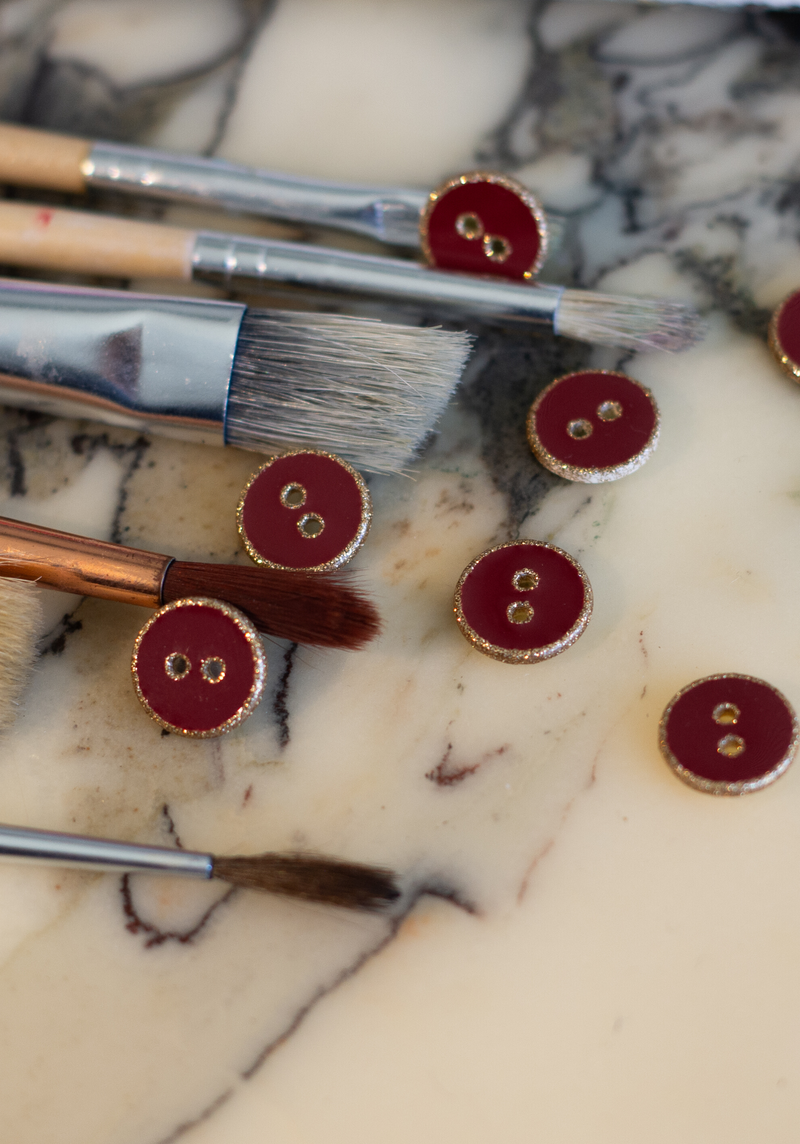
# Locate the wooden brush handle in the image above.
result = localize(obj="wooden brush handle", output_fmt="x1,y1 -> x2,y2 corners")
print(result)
0,516 -> 171,606
0,199 -> 195,279
0,123 -> 91,193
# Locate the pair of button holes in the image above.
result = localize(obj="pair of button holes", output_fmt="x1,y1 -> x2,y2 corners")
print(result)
455,211 -> 513,264
165,652 -> 226,684
279,482 -> 325,539
713,701 -> 744,758
566,400 -> 624,441
506,568 -> 539,626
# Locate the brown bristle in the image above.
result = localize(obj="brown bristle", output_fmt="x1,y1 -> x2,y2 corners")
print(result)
211,852 -> 400,911
162,561 -> 380,649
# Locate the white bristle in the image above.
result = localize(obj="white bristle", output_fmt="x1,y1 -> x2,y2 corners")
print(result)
556,290 -> 704,352
226,310 -> 473,474
0,577 -> 42,732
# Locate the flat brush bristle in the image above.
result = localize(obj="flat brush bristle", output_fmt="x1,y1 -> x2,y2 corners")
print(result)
211,852 -> 400,910
557,290 -> 705,352
0,577 -> 41,732
226,310 -> 473,474
162,561 -> 380,649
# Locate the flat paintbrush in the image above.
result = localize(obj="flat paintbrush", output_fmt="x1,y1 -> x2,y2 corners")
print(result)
0,274 -> 470,476
0,515 -> 380,650
0,201 -> 700,352
0,823 -> 399,910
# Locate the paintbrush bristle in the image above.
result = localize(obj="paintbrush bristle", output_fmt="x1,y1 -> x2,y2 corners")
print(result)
211,851 -> 400,910
557,289 -> 704,351
162,561 -> 380,649
0,577 -> 42,731
226,310 -> 473,474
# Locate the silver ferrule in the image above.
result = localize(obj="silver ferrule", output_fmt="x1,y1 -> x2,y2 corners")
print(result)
191,233 -> 565,327
0,824 -> 212,878
0,279 -> 245,445
84,141 -> 428,248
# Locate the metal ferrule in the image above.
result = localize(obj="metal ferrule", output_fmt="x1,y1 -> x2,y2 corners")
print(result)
84,141 -> 428,248
0,824 -> 212,878
191,233 -> 565,327
0,516 -> 172,606
0,279 -> 245,445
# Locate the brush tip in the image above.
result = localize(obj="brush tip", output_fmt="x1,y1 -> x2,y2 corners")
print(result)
212,852 -> 400,911
0,576 -> 42,732
163,561 -> 380,649
558,289 -> 705,352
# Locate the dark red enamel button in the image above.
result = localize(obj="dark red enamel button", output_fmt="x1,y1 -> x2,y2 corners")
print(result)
131,598 -> 266,737
769,290 -> 800,381
420,172 -> 547,282
237,450 -> 371,572
454,541 -> 592,663
527,370 -> 659,482
659,673 -> 798,794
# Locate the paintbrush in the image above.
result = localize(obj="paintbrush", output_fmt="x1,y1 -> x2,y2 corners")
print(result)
0,274 -> 469,476
0,576 -> 42,731
0,822 -> 399,910
0,200 -> 699,352
0,515 -> 380,649
0,121 -> 513,255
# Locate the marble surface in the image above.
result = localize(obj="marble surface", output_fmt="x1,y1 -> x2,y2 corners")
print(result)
2,1 -> 800,1141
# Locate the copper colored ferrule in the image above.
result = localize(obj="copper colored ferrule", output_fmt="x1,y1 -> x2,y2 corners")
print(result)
0,516 -> 172,606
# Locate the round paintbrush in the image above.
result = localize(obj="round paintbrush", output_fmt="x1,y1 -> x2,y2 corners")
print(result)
0,823 -> 399,910
0,516 -> 380,650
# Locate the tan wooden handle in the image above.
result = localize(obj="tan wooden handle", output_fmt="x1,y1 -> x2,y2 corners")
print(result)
0,199 -> 195,279
0,515 -> 171,607
0,123 -> 91,193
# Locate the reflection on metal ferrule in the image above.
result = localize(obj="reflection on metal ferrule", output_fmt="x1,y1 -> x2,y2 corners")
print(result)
84,140 -> 427,248
0,279 -> 246,444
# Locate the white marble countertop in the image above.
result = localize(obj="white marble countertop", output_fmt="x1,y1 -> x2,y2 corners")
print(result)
2,1 -> 800,1141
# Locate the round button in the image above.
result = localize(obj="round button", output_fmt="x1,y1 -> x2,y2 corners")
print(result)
769,289 -> 800,381
420,171 -> 547,282
658,673 -> 798,794
237,450 -> 371,572
131,598 -> 266,737
527,370 -> 659,483
454,541 -> 592,664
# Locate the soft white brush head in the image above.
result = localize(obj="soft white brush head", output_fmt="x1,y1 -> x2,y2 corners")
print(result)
0,577 -> 42,732
556,289 -> 705,352
226,310 -> 474,474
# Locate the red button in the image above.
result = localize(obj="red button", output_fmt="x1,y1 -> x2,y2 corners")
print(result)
131,598 -> 266,737
659,673 -> 798,794
237,450 -> 371,572
454,541 -> 592,663
527,370 -> 659,482
420,172 -> 547,282
769,290 -> 800,380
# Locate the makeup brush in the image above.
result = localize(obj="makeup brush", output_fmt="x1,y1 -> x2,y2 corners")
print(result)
0,515 -> 380,649
0,200 -> 701,351
0,576 -> 41,731
0,273 -> 470,475
0,822 -> 399,910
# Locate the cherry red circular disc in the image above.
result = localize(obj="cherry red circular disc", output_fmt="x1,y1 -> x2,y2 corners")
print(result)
131,598 -> 266,737
527,370 -> 659,482
454,541 -> 592,664
420,172 -> 547,282
769,289 -> 800,380
237,450 -> 371,572
659,673 -> 798,794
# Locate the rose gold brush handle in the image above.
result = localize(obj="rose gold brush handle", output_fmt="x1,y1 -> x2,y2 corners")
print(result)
0,516 -> 171,606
